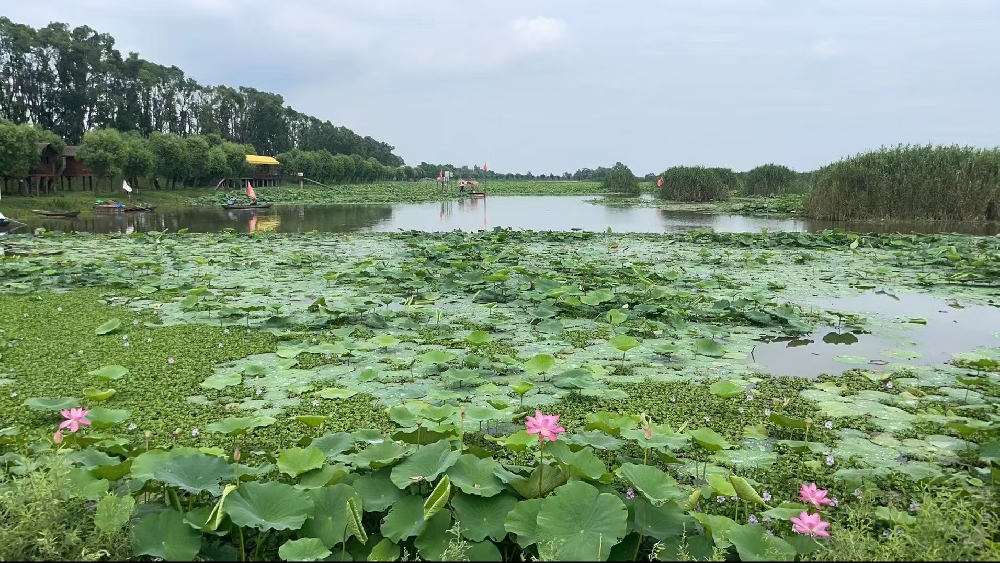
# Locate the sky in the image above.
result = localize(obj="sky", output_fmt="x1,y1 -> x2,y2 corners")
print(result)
4,0 -> 1000,174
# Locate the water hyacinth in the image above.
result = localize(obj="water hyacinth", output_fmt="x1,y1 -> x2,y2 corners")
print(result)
626,488 -> 635,500
762,491 -> 772,502
748,515 -> 758,524
824,421 -> 833,430
855,488 -> 864,499
826,455 -> 835,466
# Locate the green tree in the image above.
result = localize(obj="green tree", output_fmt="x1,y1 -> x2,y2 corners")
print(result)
77,128 -> 125,190
602,162 -> 639,196
148,132 -> 187,188
120,132 -> 154,189
0,120 -> 41,193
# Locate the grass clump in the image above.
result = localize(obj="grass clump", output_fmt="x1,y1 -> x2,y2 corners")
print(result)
657,166 -> 731,202
602,162 -> 640,197
743,163 -> 804,196
807,144 -> 1000,221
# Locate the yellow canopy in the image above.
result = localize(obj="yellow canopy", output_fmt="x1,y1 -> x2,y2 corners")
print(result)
245,155 -> 279,166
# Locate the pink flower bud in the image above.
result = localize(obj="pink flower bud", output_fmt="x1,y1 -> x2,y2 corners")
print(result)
53,430 -> 64,444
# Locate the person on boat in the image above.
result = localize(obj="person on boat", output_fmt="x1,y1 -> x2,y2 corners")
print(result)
227,197 -> 236,206
250,195 -> 258,206
459,184 -> 465,195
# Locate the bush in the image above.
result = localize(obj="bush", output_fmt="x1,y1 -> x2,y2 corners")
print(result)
744,164 -> 800,196
807,145 -> 1000,221
657,166 -> 730,202
602,162 -> 639,196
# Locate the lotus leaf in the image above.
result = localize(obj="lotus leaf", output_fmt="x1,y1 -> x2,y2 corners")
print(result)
535,481 -> 628,561
154,454 -> 234,495
132,510 -> 202,561
390,441 -> 460,488
224,482 -> 314,531
451,492 -> 519,542
206,416 -> 277,435
278,446 -> 326,477
95,319 -> 122,335
88,365 -> 129,381
301,484 -> 363,548
278,538 -> 331,562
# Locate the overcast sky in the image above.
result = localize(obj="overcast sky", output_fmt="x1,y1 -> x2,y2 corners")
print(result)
4,0 -> 999,173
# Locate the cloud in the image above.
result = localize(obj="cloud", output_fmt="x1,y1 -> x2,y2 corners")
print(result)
809,39 -> 843,59
509,16 -> 569,53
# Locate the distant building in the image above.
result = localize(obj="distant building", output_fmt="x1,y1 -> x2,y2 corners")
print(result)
244,155 -> 280,188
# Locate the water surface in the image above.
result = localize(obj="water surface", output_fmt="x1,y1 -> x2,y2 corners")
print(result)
6,196 -> 999,235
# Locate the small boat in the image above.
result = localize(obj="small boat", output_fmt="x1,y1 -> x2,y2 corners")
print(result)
32,209 -> 81,217
222,203 -> 273,210
0,217 -> 9,228
469,192 -> 487,199
93,204 -> 124,211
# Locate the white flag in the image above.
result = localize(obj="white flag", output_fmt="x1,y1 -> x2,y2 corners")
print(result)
122,180 -> 133,193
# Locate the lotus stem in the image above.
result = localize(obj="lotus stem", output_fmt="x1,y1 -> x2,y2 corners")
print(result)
538,441 -> 545,498
237,526 -> 245,562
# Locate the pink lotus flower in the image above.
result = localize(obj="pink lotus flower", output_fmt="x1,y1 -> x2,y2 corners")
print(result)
800,483 -> 834,510
59,408 -> 91,433
791,511 -> 831,538
645,426 -> 653,440
525,410 -> 565,442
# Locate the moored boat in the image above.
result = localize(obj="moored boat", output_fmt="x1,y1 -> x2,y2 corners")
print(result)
222,203 -> 273,210
32,209 -> 81,217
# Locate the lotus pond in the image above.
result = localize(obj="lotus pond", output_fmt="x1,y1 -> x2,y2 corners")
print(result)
1,228 -> 998,561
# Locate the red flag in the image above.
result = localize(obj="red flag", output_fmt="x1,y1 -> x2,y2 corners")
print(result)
656,177 -> 664,187
246,181 -> 257,200
438,170 -> 443,180
483,162 -> 488,172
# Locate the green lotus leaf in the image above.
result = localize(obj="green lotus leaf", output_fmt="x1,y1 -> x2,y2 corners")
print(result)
301,484 -> 362,548
279,538 -> 331,562
632,499 -> 697,541
552,368 -> 596,389
154,454 -> 234,495
565,430 -> 625,451
311,432 -> 355,457
317,387 -> 358,400
95,319 -> 122,335
420,404 -> 459,423
769,413 -> 809,430
423,475 -> 451,521
727,524 -> 796,561
511,381 -> 536,396
608,334 -> 640,353
390,441 -> 460,489
510,464 -> 567,499
535,481 -> 628,561
418,350 -> 457,364
87,406 -> 131,428
524,353 -> 556,373
201,371 -> 242,390
354,470 -> 406,512
372,334 -> 400,348
24,397 -> 80,412
295,415 -> 328,428
689,427 -> 733,451
709,380 -> 744,399
451,492 -> 519,542
504,498 -> 544,549
695,338 -> 726,358
278,446 -> 326,477
132,510 -> 202,561
367,538 -> 400,562
546,441 -> 608,481
224,482 -> 314,531
446,454 -> 504,497
713,450 -> 778,470
606,309 -> 628,326
381,494 -> 427,542
206,416 -> 277,436
83,387 -> 116,402
535,319 -> 565,335
466,330 -> 494,345
354,441 -> 411,470
88,365 -> 129,381
616,463 -> 682,506
466,542 -> 502,562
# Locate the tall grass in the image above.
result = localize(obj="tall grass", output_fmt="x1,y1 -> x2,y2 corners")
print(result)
742,163 -> 804,196
807,144 -> 1000,221
657,166 -> 730,202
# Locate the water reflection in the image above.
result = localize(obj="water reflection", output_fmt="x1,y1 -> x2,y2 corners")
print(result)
8,195 -> 1000,235
749,291 -> 1000,377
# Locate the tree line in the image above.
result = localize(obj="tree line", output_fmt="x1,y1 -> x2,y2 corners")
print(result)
0,17 -> 402,166
275,149 -> 427,184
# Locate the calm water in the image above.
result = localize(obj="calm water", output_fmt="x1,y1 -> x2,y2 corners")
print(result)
6,196 -> 1000,235
750,291 -> 1000,377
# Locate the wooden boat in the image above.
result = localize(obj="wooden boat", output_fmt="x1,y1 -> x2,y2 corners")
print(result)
469,192 -> 487,199
124,205 -> 157,213
93,204 -> 124,211
222,203 -> 273,210
31,209 -> 81,217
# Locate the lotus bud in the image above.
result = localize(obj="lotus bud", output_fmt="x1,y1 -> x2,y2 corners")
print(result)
233,447 -> 241,462
53,430 -> 64,444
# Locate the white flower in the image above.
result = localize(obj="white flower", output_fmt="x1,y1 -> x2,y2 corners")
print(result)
133,319 -> 139,326
168,358 -> 175,364
746,394 -> 754,401
831,497 -> 839,507
826,455 -> 835,466
218,343 -> 224,348
224,329 -> 230,334
738,407 -> 745,414
191,428 -> 200,437
123,342 -> 130,347
312,400 -> 319,407
23,313 -> 28,318
824,421 -> 833,430
909,502 -> 919,513
57,307 -> 63,312
765,408 -> 772,416
128,423 -> 137,431
146,338 -> 152,343
854,488 -> 863,499
670,397 -> 676,403
704,416 -> 710,422
717,496 -> 726,504
9,392 -> 17,398
256,388 -> 263,396
748,515 -> 758,524
886,381 -> 894,389
123,334 -> 128,340
78,350 -> 84,355
762,491 -> 771,502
